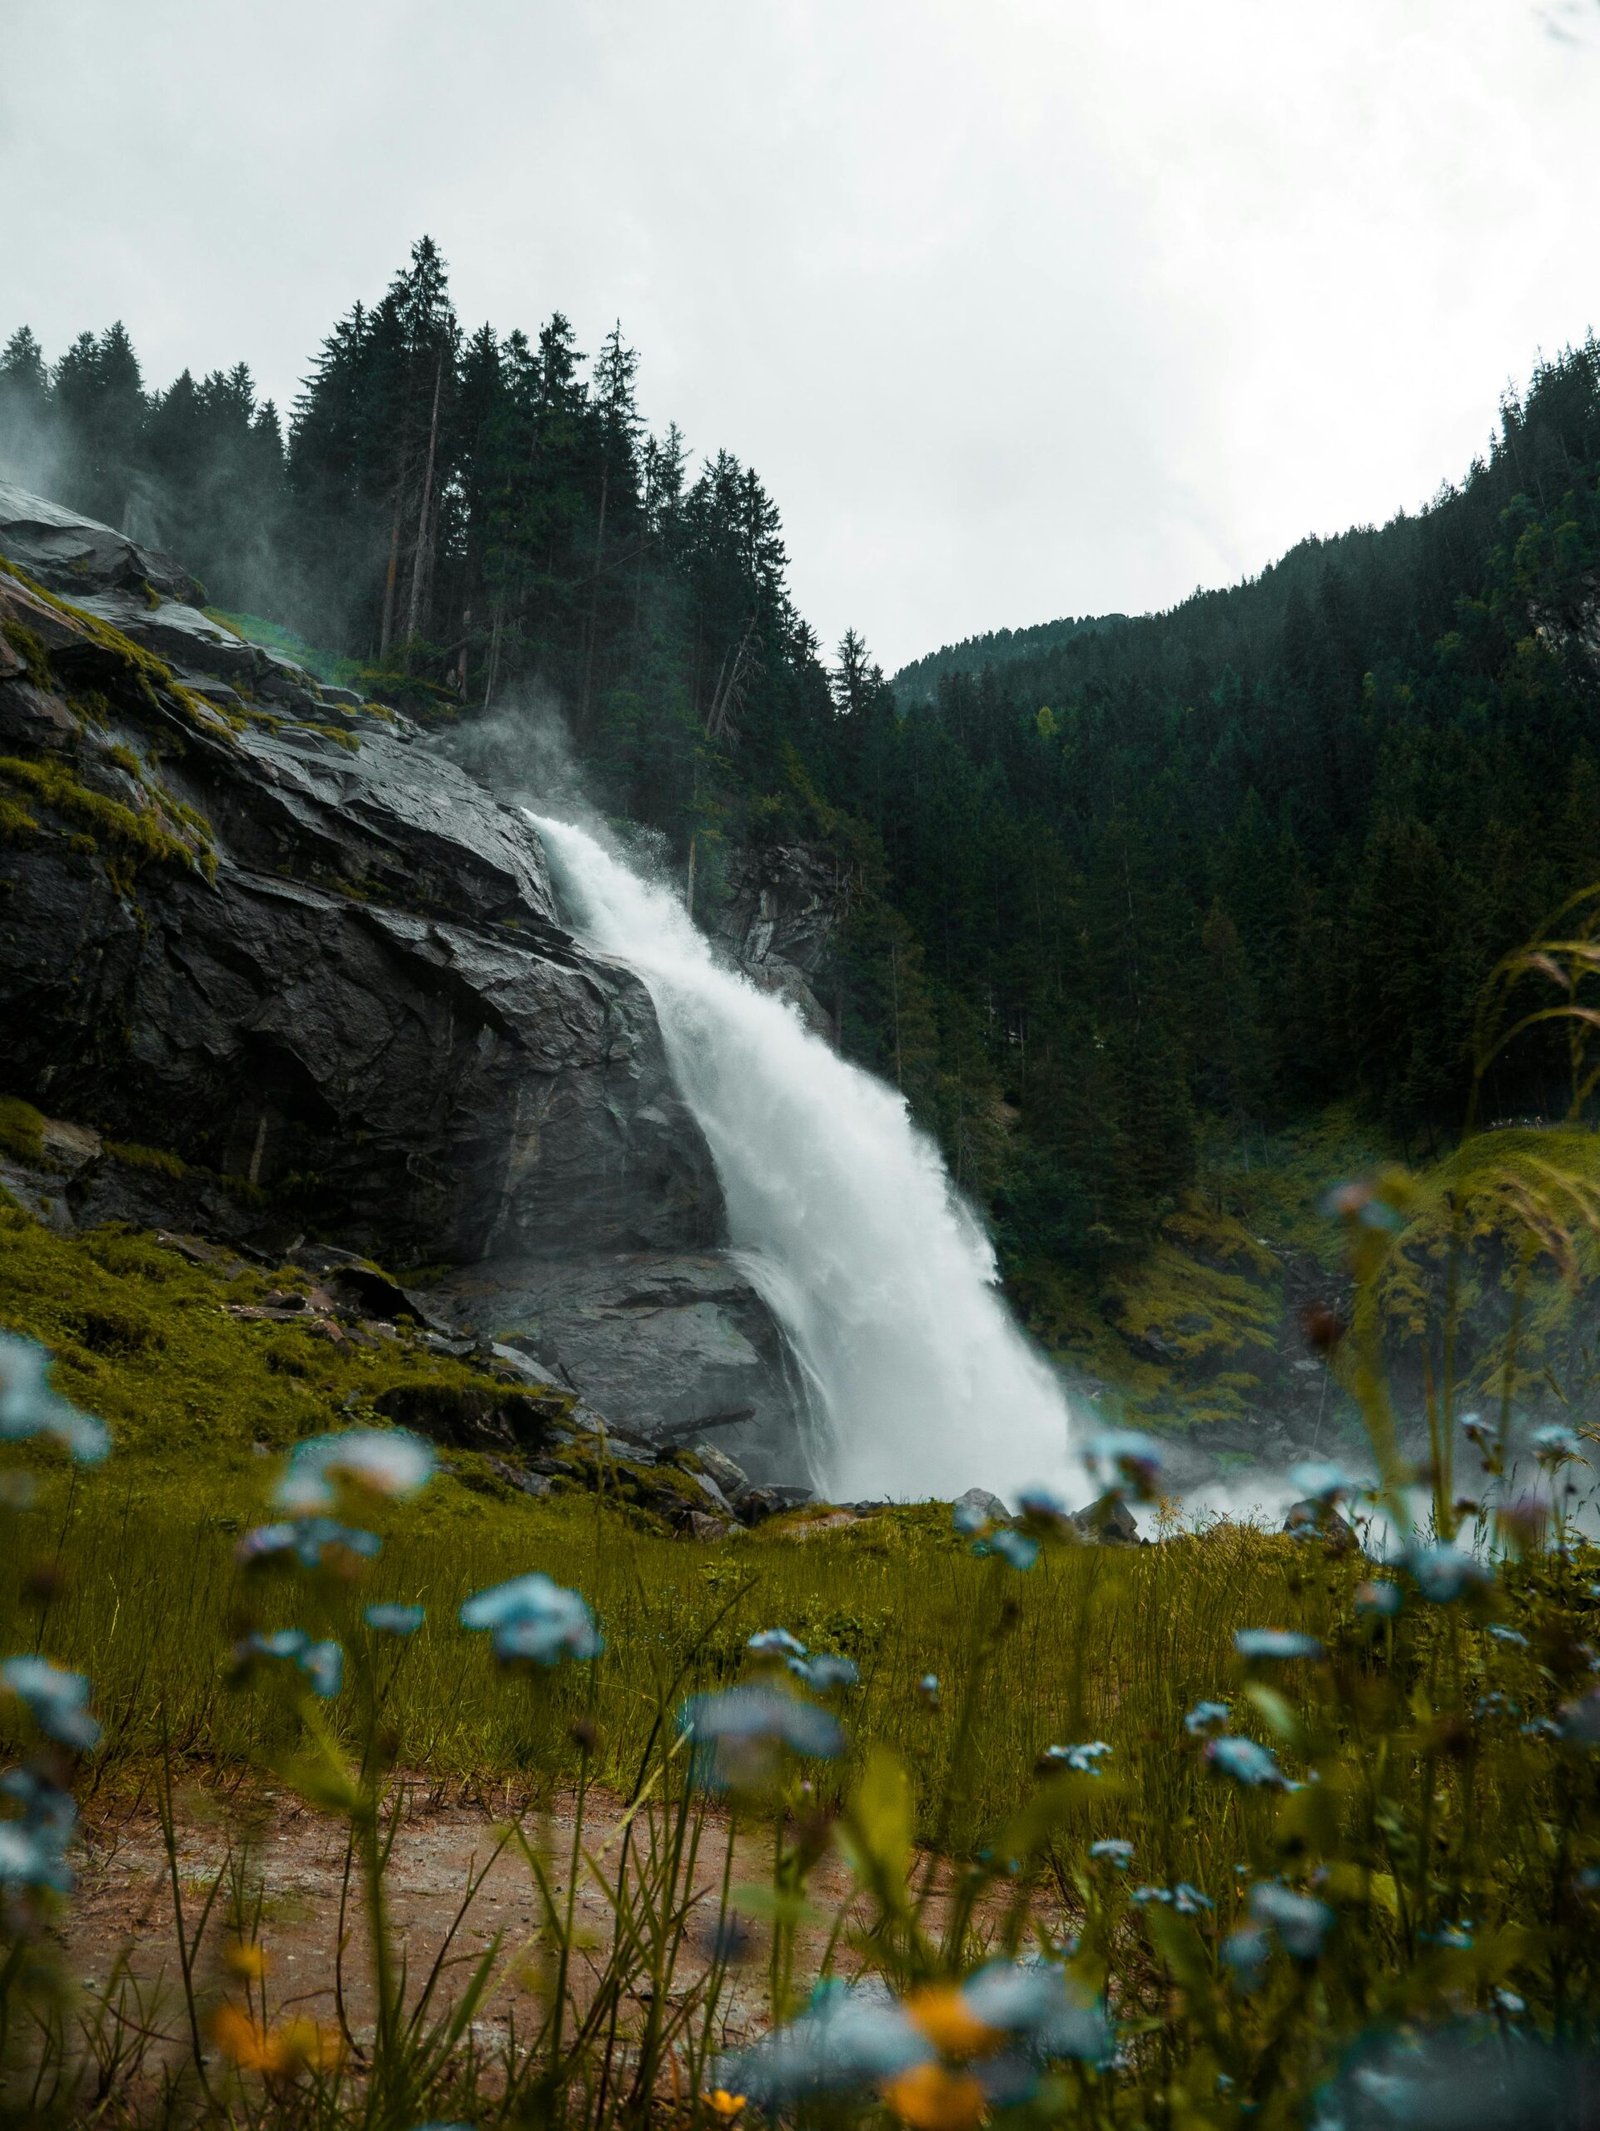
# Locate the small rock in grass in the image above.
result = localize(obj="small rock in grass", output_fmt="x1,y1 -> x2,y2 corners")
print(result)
693,1443 -> 752,1500
1070,1495 -> 1142,1545
684,1510 -> 731,1541
1284,1500 -> 1358,1553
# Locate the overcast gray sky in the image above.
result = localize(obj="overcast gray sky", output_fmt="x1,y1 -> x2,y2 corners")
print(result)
2,0 -> 1596,671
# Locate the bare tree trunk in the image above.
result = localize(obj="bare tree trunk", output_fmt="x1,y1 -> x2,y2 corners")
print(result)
378,485 -> 403,661
578,464 -> 609,738
483,606 -> 503,710
404,353 -> 445,654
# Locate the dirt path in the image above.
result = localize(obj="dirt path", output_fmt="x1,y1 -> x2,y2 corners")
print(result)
61,1774 -> 1073,2098
62,1781 -> 899,2075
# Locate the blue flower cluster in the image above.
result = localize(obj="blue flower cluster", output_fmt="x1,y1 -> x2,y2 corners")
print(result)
1286,1459 -> 1359,1505
1044,1741 -> 1112,1775
236,1517 -> 383,1570
713,1959 -> 1113,2110
951,1500 -> 1039,1570
678,1683 -> 844,1791
1249,1880 -> 1335,1958
365,1603 -> 425,1638
1405,1544 -> 1492,1605
1531,1424 -> 1580,1468
1204,1734 -> 1289,1790
0,1767 -> 76,1894
971,1526 -> 1038,1571
233,1629 -> 344,1699
1184,1700 -> 1231,1736
0,1338 -> 111,1906
1220,1882 -> 1334,1991
1319,1179 -> 1406,1232
1234,1628 -> 1326,1662
460,1573 -> 603,1666
1,1655 -> 101,1751
0,1333 -> 109,1464
747,1628 -> 860,1692
1084,1429 -> 1165,1503
275,1427 -> 435,1514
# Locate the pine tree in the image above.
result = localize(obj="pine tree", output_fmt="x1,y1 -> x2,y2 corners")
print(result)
52,323 -> 146,525
0,327 -> 54,490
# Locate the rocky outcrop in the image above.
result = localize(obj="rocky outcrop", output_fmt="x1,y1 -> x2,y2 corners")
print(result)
0,485 -> 809,1463
0,483 -> 202,605
712,843 -> 849,1038
417,1251 -> 817,1487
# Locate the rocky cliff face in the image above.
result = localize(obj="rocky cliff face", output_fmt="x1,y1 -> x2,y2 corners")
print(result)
0,484 -> 811,1479
711,841 -> 850,1037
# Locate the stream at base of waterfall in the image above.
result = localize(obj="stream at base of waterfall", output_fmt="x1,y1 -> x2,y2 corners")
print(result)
532,813 -> 1076,1504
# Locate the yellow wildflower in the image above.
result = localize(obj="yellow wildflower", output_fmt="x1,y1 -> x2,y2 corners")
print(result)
903,1984 -> 1001,2061
882,2061 -> 989,2131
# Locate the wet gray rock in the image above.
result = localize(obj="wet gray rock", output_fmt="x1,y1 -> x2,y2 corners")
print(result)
1070,1495 -> 1143,1545
418,1252 -> 815,1489
0,481 -> 201,603
370,1378 -> 568,1460
692,1442 -> 753,1502
1141,1434 -> 1223,1493
712,843 -> 848,1038
683,1510 -> 733,1542
0,483 -> 814,1472
686,1465 -> 735,1516
0,491 -> 718,1268
955,1485 -> 1009,1524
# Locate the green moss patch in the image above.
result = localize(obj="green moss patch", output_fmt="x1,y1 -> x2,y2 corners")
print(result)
0,1098 -> 45,1164
0,1202 -> 563,1470
0,752 -> 207,877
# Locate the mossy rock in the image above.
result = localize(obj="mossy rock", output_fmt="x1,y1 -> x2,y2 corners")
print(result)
0,752 -> 205,877
372,1378 -> 569,1457
0,1097 -> 45,1164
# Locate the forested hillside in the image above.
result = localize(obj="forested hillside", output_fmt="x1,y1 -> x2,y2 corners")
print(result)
5,238 -> 1600,1331
892,613 -> 1121,704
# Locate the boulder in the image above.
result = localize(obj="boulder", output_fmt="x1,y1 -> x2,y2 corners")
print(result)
955,1485 -> 1009,1525
738,1484 -> 815,1525
371,1379 -> 569,1459
291,1245 -> 450,1331
1070,1495 -> 1143,1545
418,1252 -> 814,1488
0,481 -> 202,603
692,1442 -> 753,1502
683,1510 -> 733,1542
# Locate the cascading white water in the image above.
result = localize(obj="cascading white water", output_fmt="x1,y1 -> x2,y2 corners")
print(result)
532,812 -> 1076,1504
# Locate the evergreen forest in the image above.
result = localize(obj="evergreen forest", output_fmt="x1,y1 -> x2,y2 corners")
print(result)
5,235 -> 1600,1309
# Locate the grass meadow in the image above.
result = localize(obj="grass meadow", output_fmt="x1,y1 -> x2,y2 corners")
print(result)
4,914 -> 1600,2126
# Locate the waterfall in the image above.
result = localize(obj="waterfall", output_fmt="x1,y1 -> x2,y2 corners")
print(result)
531,813 -> 1076,1504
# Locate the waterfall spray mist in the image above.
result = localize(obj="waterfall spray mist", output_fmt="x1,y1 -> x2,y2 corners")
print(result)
532,812 -> 1076,1503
